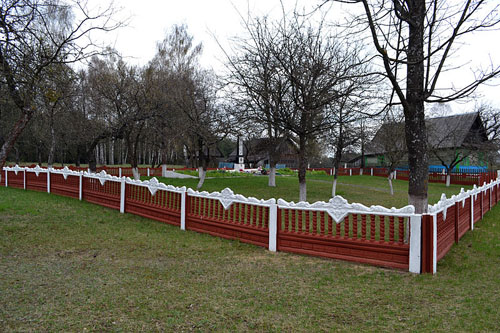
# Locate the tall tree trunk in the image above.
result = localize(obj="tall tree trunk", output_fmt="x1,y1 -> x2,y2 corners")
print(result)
298,135 -> 307,202
0,111 -> 32,171
332,174 -> 338,197
161,139 -> 168,177
268,158 -> 277,187
109,140 -> 115,165
405,0 -> 428,213
47,126 -> 56,168
388,170 -> 394,196
197,166 -> 206,189
196,138 -> 208,189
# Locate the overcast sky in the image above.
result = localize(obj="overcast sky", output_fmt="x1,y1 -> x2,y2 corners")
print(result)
86,0 -> 500,113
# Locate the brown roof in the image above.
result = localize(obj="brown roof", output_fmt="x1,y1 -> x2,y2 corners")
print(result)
368,112 -> 488,154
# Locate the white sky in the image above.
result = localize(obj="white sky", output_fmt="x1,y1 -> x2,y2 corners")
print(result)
85,0 -> 500,113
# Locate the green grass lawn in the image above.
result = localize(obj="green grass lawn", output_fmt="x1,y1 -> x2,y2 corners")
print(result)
0,186 -> 498,331
145,174 -> 470,208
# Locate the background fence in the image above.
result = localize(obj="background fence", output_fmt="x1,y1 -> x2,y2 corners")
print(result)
3,165 -> 499,275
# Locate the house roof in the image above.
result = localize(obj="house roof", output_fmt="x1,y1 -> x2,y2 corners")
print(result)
367,112 -> 488,155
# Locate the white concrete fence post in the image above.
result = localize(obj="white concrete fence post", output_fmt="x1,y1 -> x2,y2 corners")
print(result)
120,177 -> 126,213
349,169 -> 352,176
119,167 -> 122,178
47,168 -> 51,193
23,169 -> 26,190
268,203 -> 278,252
147,168 -> 150,177
409,214 -> 422,274
371,168 -> 373,176
180,189 -> 186,230
432,214 -> 437,274
79,174 -> 83,201
470,193 -> 474,231
4,169 -> 8,187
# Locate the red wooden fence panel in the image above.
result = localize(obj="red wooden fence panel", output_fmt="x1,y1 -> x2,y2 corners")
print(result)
82,177 -> 121,210
396,170 -> 409,180
6,170 -> 24,189
436,206 -> 455,262
372,168 -> 388,177
50,173 -> 79,199
185,193 -> 270,248
457,198 -> 471,240
276,207 -> 410,270
125,183 -> 181,226
26,171 -> 47,192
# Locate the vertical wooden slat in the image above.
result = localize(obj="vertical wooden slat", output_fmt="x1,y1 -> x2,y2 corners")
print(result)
259,205 -> 264,228
320,211 -> 325,236
369,215 -> 375,240
398,216 -> 404,244
312,211 -> 317,235
353,214 -> 358,239
389,216 -> 395,242
361,214 -> 367,240
327,215 -> 333,237
380,216 -> 385,242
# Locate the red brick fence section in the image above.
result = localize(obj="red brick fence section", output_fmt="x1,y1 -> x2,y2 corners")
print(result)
3,165 -> 499,274
309,167 -> 496,186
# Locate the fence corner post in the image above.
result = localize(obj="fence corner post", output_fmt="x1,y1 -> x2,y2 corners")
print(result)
47,168 -> 51,193
268,203 -> 278,252
120,177 -> 126,213
454,202 -> 459,244
180,189 -> 186,230
409,214 -> 422,274
417,214 -> 435,274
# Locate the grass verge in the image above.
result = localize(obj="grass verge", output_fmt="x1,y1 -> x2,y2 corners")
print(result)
0,186 -> 499,331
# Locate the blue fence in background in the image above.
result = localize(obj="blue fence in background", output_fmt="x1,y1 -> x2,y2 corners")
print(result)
397,165 -> 488,173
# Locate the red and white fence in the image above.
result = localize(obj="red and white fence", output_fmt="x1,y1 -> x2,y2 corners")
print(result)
3,164 -> 499,274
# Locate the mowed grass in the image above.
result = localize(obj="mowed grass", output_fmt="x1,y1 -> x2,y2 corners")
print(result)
1,185 -> 499,331
147,174 -> 470,208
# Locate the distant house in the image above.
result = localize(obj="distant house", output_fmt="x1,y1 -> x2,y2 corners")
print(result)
366,113 -> 490,169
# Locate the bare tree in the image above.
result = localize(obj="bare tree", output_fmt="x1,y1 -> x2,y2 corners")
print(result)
0,0 -> 122,175
222,15 -> 291,187
329,96 -> 367,197
372,110 -> 407,195
327,0 -> 500,212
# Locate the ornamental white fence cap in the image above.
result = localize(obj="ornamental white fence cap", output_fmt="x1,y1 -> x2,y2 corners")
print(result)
50,166 -> 83,179
3,164 -> 25,175
428,178 -> 500,218
83,170 -> 122,186
125,177 -> 185,195
187,187 -> 276,209
277,195 -> 415,223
